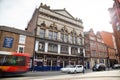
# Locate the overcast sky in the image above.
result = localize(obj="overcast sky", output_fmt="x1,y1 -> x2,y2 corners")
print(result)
0,0 -> 114,32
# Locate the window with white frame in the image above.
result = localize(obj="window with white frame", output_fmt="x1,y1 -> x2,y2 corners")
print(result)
19,35 -> 26,44
18,45 -> 24,53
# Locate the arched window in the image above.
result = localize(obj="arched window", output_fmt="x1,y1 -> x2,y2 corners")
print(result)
48,23 -> 58,40
70,29 -> 77,44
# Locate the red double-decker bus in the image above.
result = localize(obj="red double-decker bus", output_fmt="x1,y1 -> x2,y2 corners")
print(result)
0,51 -> 30,77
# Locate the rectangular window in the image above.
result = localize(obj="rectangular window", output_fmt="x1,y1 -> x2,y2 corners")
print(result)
117,26 -> 120,31
69,36 -> 72,43
0,55 -> 26,66
78,38 -> 82,45
53,32 -> 57,40
49,31 -> 53,39
18,45 -> 24,53
48,43 -> 58,52
64,35 -> 68,42
90,42 -> 96,49
71,47 -> 78,55
40,29 -> 45,38
61,45 -> 68,54
19,35 -> 26,44
75,37 -> 77,44
91,50 -> 97,56
61,33 -> 69,43
61,34 -> 64,42
3,37 -> 14,48
72,37 -> 75,44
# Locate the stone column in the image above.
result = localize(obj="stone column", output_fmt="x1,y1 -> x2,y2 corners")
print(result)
36,27 -> 40,36
45,42 -> 48,52
78,47 -> 80,54
51,60 -> 53,70
35,41 -> 39,51
45,29 -> 48,39
58,32 -> 61,41
58,44 -> 61,54
63,61 -> 65,67
69,46 -> 71,55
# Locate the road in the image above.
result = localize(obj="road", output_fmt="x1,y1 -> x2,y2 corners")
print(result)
1,69 -> 120,80
25,69 -> 92,77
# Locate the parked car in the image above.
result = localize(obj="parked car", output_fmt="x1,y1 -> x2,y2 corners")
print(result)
112,64 -> 120,69
60,65 -> 84,73
92,63 -> 106,71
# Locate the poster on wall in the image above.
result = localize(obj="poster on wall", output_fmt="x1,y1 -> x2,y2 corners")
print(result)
3,37 -> 14,48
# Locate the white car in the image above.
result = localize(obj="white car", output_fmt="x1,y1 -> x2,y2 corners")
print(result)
60,65 -> 84,73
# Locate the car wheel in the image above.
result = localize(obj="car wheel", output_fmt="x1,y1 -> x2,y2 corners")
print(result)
104,68 -> 106,71
74,70 -> 77,74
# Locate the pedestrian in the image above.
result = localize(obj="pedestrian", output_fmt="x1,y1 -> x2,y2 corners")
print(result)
32,61 -> 37,71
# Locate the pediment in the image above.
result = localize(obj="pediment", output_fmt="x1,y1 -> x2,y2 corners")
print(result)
53,9 -> 74,19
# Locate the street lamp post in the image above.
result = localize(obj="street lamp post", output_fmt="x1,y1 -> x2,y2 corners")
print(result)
32,28 -> 37,71
106,46 -> 110,70
78,49 -> 85,74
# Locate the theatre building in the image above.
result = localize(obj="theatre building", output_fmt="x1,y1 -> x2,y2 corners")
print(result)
26,3 -> 84,71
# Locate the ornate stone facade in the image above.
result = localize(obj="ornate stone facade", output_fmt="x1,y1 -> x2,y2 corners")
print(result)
26,3 -> 84,71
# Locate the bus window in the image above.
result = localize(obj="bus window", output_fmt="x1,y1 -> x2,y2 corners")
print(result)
0,55 -> 26,66
0,55 -> 5,65
16,56 -> 26,66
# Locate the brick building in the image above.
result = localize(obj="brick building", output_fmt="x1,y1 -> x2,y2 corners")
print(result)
108,0 -> 120,63
26,3 -> 84,71
0,26 -> 35,57
84,29 -> 108,68
100,31 -> 118,66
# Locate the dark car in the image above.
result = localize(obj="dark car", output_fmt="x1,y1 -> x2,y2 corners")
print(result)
112,64 -> 120,69
92,63 -> 106,71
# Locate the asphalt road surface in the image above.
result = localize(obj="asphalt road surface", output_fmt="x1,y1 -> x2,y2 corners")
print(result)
1,69 -> 120,80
